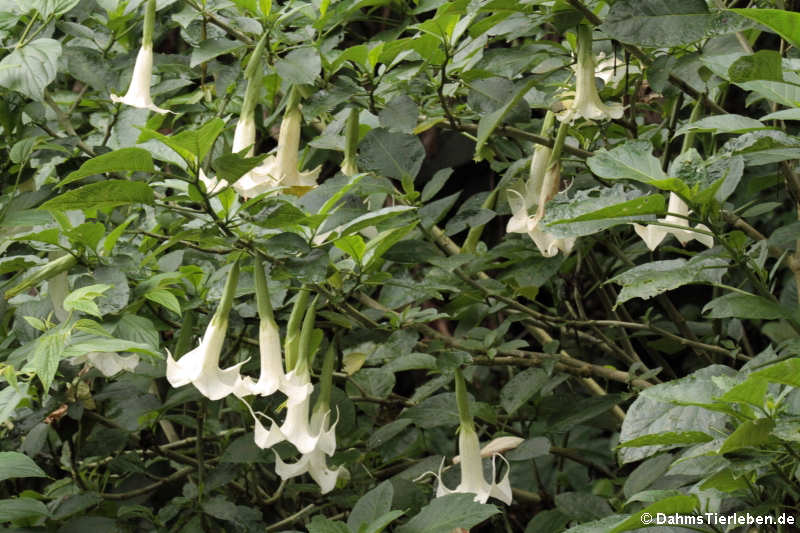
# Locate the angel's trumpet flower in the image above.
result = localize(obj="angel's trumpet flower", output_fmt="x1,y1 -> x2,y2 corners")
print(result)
167,262 -> 245,400
633,192 -> 714,250
506,114 -> 576,257
234,88 -> 321,198
419,369 -> 513,505
557,25 -> 623,123
110,0 -> 169,114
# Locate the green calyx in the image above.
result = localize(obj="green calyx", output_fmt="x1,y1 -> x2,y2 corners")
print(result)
5,254 -> 77,300
284,287 -> 310,372
454,367 -> 474,430
314,340 -> 336,415
253,254 -> 274,323
142,0 -> 156,47
215,261 -> 240,320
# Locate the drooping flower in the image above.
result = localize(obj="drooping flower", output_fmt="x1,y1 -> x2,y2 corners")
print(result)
435,424 -> 513,505
167,262 -> 245,401
506,114 -> 576,257
419,369 -> 514,505
557,25 -> 623,123
249,295 -> 334,454
271,341 -> 345,494
110,0 -> 169,114
273,406 -> 344,494
233,88 -> 321,198
234,255 -> 313,401
198,168 -> 228,195
72,351 -> 140,377
633,192 -> 714,251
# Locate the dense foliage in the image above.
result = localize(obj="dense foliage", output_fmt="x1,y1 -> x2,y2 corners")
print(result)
2,0 -> 800,531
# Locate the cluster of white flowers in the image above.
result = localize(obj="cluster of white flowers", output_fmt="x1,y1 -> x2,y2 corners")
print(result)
165,259 -> 344,494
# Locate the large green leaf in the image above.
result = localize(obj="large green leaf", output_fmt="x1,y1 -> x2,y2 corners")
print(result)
674,114 -> 767,136
702,292 -> 790,320
24,328 -> 70,390
357,128 -> 425,180
0,38 -> 61,100
32,0 -> 80,17
139,118 -> 225,167
619,365 -> 735,463
586,142 -> 689,197
0,498 -> 50,522
395,494 -> 499,533
59,148 -> 154,187
600,0 -> 712,47
40,180 -> 155,211
719,418 -> 774,454
609,495 -> 699,533
474,77 -> 537,160
190,38 -> 243,68
347,481 -> 393,532
611,256 -> 728,306
0,452 -> 47,482
730,8 -> 800,50
275,47 -> 321,85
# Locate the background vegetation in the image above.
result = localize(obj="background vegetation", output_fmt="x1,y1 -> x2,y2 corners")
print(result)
1,0 -> 800,531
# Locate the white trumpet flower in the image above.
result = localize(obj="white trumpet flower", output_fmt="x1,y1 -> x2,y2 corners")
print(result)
431,425 -> 513,505
166,316 -> 245,401
250,375 -> 337,455
557,25 -> 623,123
233,316 -> 313,401
506,147 -> 575,258
111,43 -> 168,114
166,263 -> 244,401
633,192 -> 714,251
198,168 -> 228,195
273,408 -> 345,494
233,97 -> 320,199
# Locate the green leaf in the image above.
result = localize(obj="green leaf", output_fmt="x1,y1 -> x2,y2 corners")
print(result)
499,368 -> 548,415
0,452 -> 47,482
549,194 -> 665,225
474,77 -> 537,160
702,292 -> 789,320
421,167 -> 454,202
139,118 -> 225,167
395,493 -> 499,533
336,206 -> 415,238
365,511 -> 406,533
212,152 -> 267,183
699,469 -> 750,492
334,234 -> 366,262
719,417 -> 774,454
750,358 -> 800,388
357,128 -> 426,180
275,47 -> 321,85
190,38 -> 243,68
619,365 -> 735,463
348,481 -> 393,532
609,495 -> 699,533
730,8 -> 800,50
586,142 -> 689,197
32,0 -> 80,17
25,329 -> 70,390
59,147 -> 154,188
0,384 -> 29,425
64,284 -> 111,318
600,0 -> 712,47
145,288 -> 182,315
737,80 -> 800,107
611,256 -> 728,306
719,377 -> 768,407
307,515 -> 351,533
728,50 -> 783,83
364,224 -> 418,269
40,180 -> 155,211
0,38 -> 61,100
675,114 -> 767,136
618,431 -> 713,448
379,94 -> 419,133
0,498 -> 50,523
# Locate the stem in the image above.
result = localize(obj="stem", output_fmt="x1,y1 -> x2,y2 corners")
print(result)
143,0 -> 155,46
